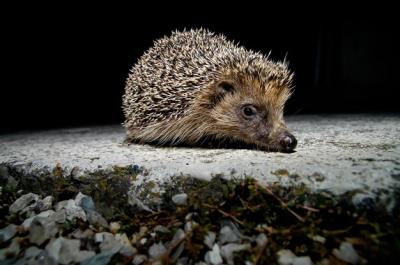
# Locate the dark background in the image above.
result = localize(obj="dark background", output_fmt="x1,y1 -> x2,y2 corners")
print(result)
2,6 -> 399,133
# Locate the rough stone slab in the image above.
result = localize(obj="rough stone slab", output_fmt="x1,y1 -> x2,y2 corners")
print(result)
1,114 -> 399,196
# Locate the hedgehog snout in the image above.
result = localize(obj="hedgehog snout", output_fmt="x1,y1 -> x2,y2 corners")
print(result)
277,132 -> 297,152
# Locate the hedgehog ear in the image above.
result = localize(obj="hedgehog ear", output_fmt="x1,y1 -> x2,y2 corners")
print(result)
209,81 -> 236,108
216,81 -> 235,96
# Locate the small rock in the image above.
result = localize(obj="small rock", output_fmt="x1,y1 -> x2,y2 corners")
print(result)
55,199 -> 86,222
110,222 -> 121,233
255,233 -> 268,247
37,209 -> 55,218
293,256 -> 313,265
14,246 -> 46,265
0,236 -> 22,260
131,226 -> 148,244
172,242 -> 185,262
172,193 -> 188,205
100,236 -> 122,253
333,242 -> 360,264
70,166 -> 81,179
170,229 -> 185,245
18,249 -> 57,265
95,232 -> 114,243
72,228 -> 94,239
277,249 -> 296,265
24,246 -> 42,259
77,251 -> 102,263
154,225 -> 170,234
221,221 -> 243,238
184,212 -> 194,221
95,232 -> 122,253
203,231 -> 216,249
87,211 -> 109,227
45,237 -> 95,264
115,233 -> 137,256
29,217 -> 58,245
220,243 -> 251,265
195,262 -> 208,265
204,244 -> 223,265
308,234 -> 326,244
22,210 -> 55,230
184,221 -> 198,232
132,254 -> 148,265
80,249 -> 117,265
177,257 -> 189,265
9,193 -> 39,214
0,224 -> 17,243
37,196 -> 54,212
148,242 -> 167,259
219,226 -> 240,244
170,229 -> 185,262
139,237 -> 148,245
128,193 -> 155,213
75,192 -> 95,213
53,209 -> 67,223
255,223 -> 269,231
21,216 -> 36,230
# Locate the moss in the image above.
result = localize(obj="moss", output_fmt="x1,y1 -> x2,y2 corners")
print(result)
309,172 -> 326,182
272,169 -> 290,177
137,180 -> 162,205
52,163 -> 64,178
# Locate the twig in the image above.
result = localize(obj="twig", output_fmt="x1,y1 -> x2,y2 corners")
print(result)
253,238 -> 268,265
204,203 -> 245,225
260,183 -> 305,222
300,205 -> 320,212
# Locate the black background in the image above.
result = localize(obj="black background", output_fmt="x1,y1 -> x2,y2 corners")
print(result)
2,5 -> 399,133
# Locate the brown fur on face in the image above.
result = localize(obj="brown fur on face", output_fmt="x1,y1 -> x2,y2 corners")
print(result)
192,71 -> 293,151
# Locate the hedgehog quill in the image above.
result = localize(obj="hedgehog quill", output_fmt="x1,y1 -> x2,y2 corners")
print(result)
123,29 -> 297,152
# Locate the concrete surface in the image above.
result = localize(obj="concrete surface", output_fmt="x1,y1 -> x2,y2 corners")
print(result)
1,114 -> 400,197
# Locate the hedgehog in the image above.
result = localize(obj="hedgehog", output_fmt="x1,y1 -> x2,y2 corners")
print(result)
122,29 -> 297,152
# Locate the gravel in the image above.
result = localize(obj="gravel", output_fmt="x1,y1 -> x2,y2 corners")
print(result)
219,226 -> 240,245
333,242 -> 360,264
204,244 -> 223,265
9,193 -> 39,214
203,231 -> 216,249
172,193 -> 188,205
0,224 -> 17,243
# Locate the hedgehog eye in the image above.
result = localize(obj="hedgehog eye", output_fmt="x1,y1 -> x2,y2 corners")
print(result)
217,81 -> 235,94
242,105 -> 257,118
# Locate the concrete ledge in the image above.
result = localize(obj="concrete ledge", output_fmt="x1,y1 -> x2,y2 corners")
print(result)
1,114 -> 399,198
1,114 -> 400,264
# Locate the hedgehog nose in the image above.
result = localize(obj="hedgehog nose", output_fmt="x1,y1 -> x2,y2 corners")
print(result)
278,132 -> 297,152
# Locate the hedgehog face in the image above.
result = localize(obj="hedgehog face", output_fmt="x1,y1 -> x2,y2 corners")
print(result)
209,78 -> 297,152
